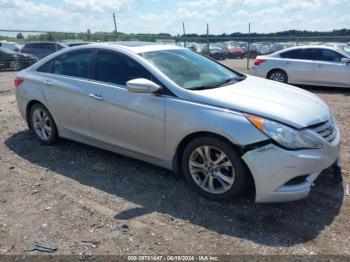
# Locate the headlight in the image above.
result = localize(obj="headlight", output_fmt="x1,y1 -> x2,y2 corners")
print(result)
246,114 -> 322,150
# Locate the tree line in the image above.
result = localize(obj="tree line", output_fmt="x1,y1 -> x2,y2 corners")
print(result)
1,28 -> 349,43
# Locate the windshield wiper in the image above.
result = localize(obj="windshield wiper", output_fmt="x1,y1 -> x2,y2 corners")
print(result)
188,85 -> 217,90
188,76 -> 246,90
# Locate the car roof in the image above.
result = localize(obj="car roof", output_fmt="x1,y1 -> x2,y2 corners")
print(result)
271,45 -> 350,58
25,41 -> 57,44
78,42 -> 184,54
61,41 -> 86,44
280,45 -> 341,52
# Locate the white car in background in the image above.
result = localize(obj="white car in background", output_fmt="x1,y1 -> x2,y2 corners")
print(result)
250,46 -> 350,88
325,43 -> 350,54
0,41 -> 23,52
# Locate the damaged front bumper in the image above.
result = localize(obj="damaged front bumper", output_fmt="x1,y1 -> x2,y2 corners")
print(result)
242,128 -> 341,203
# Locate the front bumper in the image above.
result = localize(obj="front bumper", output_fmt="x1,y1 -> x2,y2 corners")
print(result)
242,128 -> 341,203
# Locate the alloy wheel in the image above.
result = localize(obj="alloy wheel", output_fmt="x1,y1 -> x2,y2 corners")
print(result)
32,108 -> 53,141
10,61 -> 20,71
269,72 -> 285,82
188,145 -> 235,194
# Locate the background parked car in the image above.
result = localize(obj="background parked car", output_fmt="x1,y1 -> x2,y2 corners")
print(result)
0,47 -> 38,71
224,42 -> 246,59
186,42 -> 203,53
246,43 -> 272,58
62,41 -> 89,47
202,44 -> 227,60
21,42 -> 67,59
0,41 -> 23,52
325,43 -> 350,54
250,46 -> 350,88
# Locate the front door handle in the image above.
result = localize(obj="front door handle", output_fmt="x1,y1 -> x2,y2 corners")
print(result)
89,93 -> 104,101
44,79 -> 53,86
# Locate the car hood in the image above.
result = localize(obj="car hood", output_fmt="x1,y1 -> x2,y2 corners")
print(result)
187,76 -> 330,128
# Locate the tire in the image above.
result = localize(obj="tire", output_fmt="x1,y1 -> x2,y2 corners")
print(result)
29,103 -> 58,145
267,69 -> 288,83
10,60 -> 20,71
182,136 -> 247,201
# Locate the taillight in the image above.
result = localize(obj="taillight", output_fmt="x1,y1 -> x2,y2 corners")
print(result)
254,58 -> 266,66
14,77 -> 24,88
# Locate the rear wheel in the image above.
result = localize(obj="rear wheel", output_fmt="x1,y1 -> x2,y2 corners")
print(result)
267,69 -> 288,83
29,103 -> 58,145
182,136 -> 247,201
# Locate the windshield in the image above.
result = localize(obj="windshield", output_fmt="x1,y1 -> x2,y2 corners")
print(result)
141,49 -> 242,90
336,48 -> 350,57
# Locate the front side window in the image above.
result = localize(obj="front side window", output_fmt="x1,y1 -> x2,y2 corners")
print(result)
53,50 -> 92,78
141,49 -> 241,90
94,50 -> 152,86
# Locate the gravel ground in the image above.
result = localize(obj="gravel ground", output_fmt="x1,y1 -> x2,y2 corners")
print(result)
0,60 -> 349,256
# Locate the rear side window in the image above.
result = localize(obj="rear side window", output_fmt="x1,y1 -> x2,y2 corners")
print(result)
24,43 -> 35,49
37,60 -> 54,73
93,50 -> 152,86
40,43 -> 55,49
53,50 -> 92,78
31,43 -> 42,49
280,49 -> 315,60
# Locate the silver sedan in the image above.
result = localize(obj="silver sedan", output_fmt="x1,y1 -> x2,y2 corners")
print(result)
15,43 -> 340,203
250,45 -> 350,88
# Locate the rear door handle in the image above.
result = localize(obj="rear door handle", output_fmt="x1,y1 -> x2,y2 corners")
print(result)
89,93 -> 104,101
44,79 -> 53,86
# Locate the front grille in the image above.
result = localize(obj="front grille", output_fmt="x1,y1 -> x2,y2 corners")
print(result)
309,119 -> 336,142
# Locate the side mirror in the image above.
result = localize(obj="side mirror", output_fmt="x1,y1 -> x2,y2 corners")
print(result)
126,78 -> 161,94
341,58 -> 350,64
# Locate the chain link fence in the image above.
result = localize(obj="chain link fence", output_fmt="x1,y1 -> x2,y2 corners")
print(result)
1,30 -> 350,72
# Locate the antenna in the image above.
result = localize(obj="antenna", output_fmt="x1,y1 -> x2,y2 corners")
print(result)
113,13 -> 118,39
182,22 -> 186,48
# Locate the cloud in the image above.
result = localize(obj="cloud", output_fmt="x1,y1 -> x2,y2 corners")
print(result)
63,0 -> 133,12
0,0 -> 349,35
244,0 -> 278,5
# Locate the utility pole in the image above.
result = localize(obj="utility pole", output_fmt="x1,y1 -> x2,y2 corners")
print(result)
113,13 -> 118,40
182,22 -> 186,48
206,23 -> 210,52
247,22 -> 251,70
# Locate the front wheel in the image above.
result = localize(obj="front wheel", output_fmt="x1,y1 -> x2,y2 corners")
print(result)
182,136 -> 247,201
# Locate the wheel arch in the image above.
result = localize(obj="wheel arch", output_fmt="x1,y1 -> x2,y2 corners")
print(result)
266,68 -> 288,80
172,131 -> 255,192
26,100 -> 52,129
